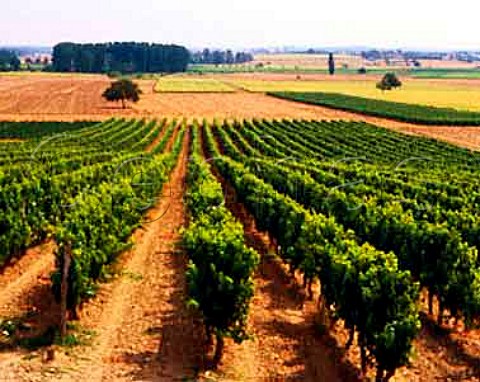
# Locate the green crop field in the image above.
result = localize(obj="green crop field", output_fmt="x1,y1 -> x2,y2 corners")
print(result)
205,118 -> 480,378
223,78 -> 480,112
410,68 -> 480,79
269,91 -> 480,125
154,76 -> 235,92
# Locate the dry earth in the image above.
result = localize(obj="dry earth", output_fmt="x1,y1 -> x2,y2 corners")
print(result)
2,74 -> 480,150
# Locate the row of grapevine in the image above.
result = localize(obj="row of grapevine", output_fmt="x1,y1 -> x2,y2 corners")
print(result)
282,161 -> 480,251
183,122 -> 259,364
214,123 -> 480,326
0,119 -> 162,164
221,120 -> 480,252
0,152 -> 143,263
0,119 -> 175,267
297,119 -> 477,166
52,126 -> 186,315
226,120 -> 480,218
150,119 -> 180,155
0,121 -> 96,139
244,158 -> 480,323
247,118 -> 479,170
203,122 -> 420,380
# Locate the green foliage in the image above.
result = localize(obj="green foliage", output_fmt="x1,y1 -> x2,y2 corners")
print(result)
218,118 -> 480,327
242,157 -> 480,325
102,79 -> 142,109
51,126 -> 186,313
52,42 -> 190,74
0,118 -> 180,315
183,123 -> 259,362
190,49 -> 253,65
0,121 -> 94,139
209,117 -> 480,377
0,50 -> 20,71
0,119 -> 171,267
377,72 -> 402,91
205,122 -> 420,378
328,52 -> 335,75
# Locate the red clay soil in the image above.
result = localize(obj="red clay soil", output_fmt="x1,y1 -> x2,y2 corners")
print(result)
0,241 -> 56,317
0,241 -> 60,379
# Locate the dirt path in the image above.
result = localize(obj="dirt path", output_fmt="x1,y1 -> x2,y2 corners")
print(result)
0,242 -> 56,317
69,127 -> 201,381
1,128 -> 205,381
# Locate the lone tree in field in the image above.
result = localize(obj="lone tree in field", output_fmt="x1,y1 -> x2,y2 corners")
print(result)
102,79 -> 142,109
376,72 -> 402,91
328,53 -> 335,75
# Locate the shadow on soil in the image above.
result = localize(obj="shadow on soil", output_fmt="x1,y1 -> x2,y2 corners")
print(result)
0,282 -> 60,353
418,313 -> 480,379
256,248 -> 361,382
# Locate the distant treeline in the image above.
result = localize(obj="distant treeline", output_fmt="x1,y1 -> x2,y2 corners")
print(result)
361,49 -> 480,63
0,50 -> 20,71
52,42 -> 190,74
191,49 -> 254,65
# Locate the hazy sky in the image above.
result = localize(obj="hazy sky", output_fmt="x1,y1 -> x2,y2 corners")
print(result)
1,0 -> 478,49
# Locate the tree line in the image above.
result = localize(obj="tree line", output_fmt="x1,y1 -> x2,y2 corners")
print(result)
191,49 -> 254,65
0,50 -> 21,71
52,42 -> 190,74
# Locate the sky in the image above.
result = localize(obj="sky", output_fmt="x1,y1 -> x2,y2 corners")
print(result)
1,0 -> 479,50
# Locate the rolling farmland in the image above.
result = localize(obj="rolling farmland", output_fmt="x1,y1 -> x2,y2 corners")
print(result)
4,73 -> 480,152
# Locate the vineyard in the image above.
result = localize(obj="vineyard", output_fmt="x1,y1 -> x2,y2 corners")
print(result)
1,117 -> 480,380
270,91 -> 480,125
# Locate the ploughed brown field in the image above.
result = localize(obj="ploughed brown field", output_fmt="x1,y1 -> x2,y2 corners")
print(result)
1,73 -> 480,150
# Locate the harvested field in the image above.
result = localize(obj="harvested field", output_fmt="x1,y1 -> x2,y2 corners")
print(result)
216,72 -> 480,86
1,74 -> 480,151
0,74 -> 116,118
0,73 -> 370,121
251,53 -> 364,69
